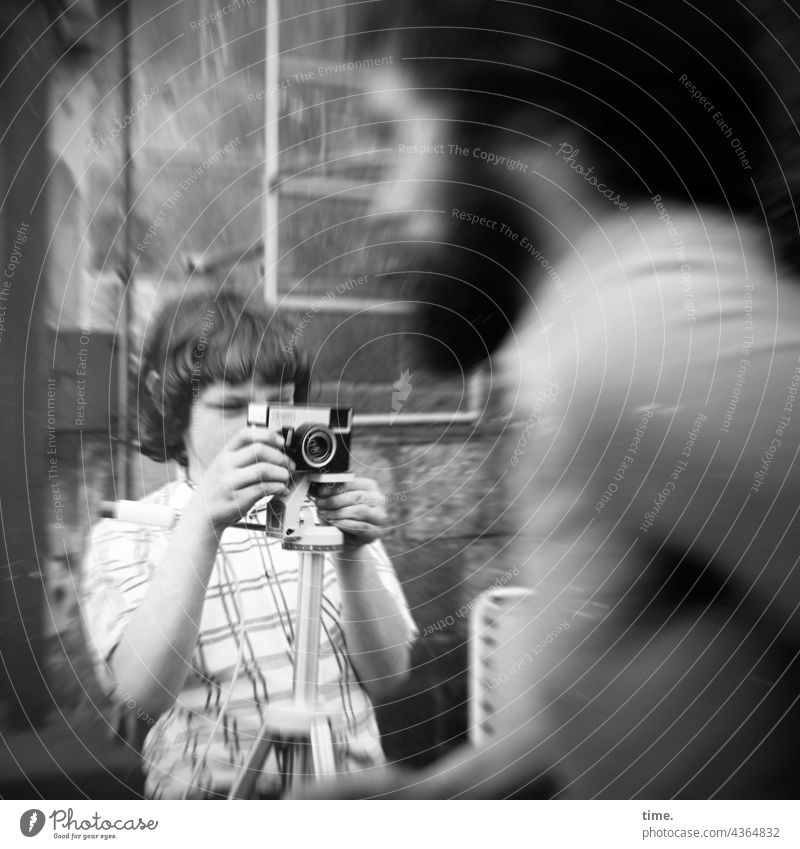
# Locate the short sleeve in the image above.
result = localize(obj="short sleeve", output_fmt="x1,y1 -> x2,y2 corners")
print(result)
80,519 -> 159,695
366,540 -> 419,646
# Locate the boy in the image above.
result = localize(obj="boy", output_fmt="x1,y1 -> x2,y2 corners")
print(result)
81,289 -> 417,798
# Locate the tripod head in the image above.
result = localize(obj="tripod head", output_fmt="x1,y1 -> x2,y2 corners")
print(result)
238,471 -> 354,551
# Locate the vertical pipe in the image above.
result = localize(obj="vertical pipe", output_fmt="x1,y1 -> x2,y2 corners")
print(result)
118,0 -> 133,499
263,0 -> 280,305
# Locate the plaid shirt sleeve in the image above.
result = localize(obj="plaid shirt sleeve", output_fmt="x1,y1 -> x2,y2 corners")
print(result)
366,539 -> 419,645
80,518 -> 160,696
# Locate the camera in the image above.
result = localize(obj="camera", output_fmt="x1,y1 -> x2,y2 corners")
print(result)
247,404 -> 353,474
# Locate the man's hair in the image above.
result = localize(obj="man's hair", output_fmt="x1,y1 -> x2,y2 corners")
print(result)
356,0 -> 770,207
137,288 -> 310,466
352,0 -> 800,369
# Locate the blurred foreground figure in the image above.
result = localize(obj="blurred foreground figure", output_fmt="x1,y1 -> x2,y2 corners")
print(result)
308,0 -> 800,798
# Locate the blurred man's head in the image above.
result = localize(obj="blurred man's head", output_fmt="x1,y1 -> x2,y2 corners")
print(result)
354,0 -> 796,368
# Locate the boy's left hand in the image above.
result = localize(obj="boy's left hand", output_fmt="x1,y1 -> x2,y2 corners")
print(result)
312,477 -> 390,545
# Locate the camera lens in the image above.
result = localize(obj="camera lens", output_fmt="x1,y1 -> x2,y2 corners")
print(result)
297,425 -> 336,468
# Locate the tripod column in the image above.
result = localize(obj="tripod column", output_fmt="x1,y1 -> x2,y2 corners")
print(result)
292,549 -> 325,709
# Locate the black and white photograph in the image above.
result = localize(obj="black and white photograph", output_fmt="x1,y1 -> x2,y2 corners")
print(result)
0,0 -> 799,841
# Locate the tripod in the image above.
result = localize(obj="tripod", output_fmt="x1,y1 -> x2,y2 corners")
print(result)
228,473 -> 351,799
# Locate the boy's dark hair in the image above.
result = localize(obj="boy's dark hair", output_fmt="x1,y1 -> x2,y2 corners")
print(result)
137,288 -> 310,466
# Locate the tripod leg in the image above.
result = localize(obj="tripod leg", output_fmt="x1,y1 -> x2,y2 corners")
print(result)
279,725 -> 335,797
229,735 -> 277,799
281,737 -> 313,796
310,717 -> 337,779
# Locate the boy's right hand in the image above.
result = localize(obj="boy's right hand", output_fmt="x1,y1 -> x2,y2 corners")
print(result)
192,426 -> 295,531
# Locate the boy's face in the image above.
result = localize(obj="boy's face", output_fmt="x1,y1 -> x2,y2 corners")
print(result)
183,379 -> 294,478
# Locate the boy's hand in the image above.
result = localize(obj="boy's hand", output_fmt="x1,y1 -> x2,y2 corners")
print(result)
312,477 -> 390,545
194,426 -> 295,531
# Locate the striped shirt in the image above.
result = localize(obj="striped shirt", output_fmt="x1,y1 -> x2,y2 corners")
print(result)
81,479 -> 417,798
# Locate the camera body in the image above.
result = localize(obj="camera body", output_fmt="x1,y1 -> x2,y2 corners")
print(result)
247,403 -> 353,474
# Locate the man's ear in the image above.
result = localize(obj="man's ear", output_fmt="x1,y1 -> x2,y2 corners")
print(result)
145,369 -> 165,415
